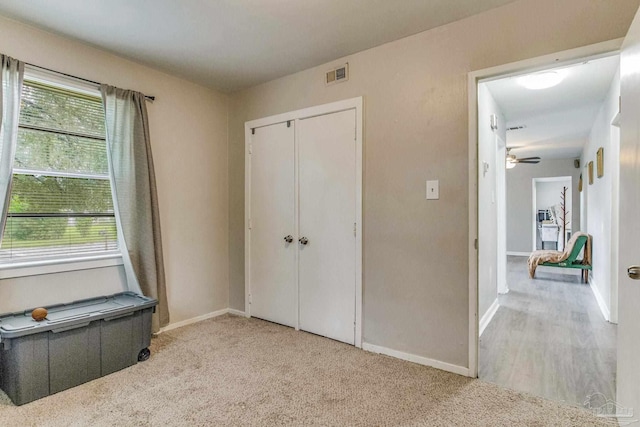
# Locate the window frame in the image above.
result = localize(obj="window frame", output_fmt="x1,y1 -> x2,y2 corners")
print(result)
0,67 -> 122,277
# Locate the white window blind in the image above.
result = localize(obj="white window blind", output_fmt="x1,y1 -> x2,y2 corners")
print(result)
0,80 -> 118,263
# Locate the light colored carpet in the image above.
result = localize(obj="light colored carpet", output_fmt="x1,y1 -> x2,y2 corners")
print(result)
0,314 -> 611,426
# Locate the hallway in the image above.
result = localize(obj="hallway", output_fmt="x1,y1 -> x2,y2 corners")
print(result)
479,256 -> 617,407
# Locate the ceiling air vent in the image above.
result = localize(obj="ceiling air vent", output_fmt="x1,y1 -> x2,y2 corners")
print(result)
326,63 -> 349,86
507,125 -> 527,131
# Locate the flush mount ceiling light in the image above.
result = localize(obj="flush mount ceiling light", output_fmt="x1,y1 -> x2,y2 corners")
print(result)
516,70 -> 567,90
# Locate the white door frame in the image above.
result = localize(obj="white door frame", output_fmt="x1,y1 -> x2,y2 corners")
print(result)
495,134 -> 508,295
245,97 -> 364,348
467,39 -> 622,378
532,179 -> 537,252
532,176 -> 572,252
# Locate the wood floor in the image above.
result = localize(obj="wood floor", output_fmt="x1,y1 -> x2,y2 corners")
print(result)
479,256 -> 617,408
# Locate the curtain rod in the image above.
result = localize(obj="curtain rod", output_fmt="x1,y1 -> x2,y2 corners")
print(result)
25,62 -> 156,102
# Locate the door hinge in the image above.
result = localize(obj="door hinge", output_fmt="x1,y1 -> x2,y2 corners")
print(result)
251,128 -> 255,135
354,222 -> 357,237
287,120 -> 291,128
248,219 -> 252,230
248,144 -> 253,155
474,238 -> 478,250
249,294 -> 252,304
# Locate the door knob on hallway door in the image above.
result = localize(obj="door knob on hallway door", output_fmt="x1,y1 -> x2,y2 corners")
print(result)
284,235 -> 293,243
627,265 -> 640,280
299,237 -> 309,245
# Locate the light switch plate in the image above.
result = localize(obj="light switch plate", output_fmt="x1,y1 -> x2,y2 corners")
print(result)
426,180 -> 439,200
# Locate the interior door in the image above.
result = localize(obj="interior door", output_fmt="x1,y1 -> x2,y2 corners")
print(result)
249,122 -> 296,327
617,5 -> 640,419
298,109 -> 357,344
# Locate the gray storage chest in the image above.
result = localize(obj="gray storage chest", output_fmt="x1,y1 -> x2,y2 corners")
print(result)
0,292 -> 157,405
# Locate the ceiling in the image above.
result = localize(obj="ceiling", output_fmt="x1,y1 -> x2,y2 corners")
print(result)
0,0 -> 518,93
485,55 -> 620,160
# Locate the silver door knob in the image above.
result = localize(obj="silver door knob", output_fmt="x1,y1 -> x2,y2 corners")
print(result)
299,237 -> 309,245
284,235 -> 293,243
628,265 -> 640,280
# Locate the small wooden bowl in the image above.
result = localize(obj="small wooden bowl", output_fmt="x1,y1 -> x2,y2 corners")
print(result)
31,307 -> 48,322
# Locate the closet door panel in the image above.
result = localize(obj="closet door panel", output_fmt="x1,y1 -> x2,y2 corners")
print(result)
298,110 -> 357,344
249,122 -> 296,327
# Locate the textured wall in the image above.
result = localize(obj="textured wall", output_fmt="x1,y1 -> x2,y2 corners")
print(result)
228,0 -> 638,368
0,16 -> 230,325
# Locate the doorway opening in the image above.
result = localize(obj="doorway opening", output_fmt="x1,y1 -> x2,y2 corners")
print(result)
532,176 -> 572,251
471,44 -> 621,408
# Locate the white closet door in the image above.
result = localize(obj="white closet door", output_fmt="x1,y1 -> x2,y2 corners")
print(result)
298,109 -> 357,344
249,122 -> 296,327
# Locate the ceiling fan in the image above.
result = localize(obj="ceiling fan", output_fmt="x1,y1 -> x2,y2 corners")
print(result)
506,148 -> 540,168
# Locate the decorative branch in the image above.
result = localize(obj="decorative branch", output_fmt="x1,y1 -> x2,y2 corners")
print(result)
560,186 -> 569,249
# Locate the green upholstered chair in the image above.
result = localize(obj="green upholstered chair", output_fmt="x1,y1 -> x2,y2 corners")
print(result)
540,234 -> 592,282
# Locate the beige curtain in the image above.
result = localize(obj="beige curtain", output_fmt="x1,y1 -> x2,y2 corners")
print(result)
0,54 -> 23,241
101,85 -> 169,331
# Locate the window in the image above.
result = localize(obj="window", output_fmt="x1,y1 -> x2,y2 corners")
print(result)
0,78 -> 118,264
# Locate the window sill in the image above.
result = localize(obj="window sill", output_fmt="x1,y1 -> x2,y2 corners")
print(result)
0,253 -> 124,279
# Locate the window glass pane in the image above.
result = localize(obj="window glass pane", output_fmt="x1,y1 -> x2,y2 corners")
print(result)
0,216 -> 117,262
0,77 -> 118,264
8,175 -> 114,214
20,82 -> 105,139
15,129 -> 108,175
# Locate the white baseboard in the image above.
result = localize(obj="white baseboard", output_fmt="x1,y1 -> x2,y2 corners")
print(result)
362,342 -> 469,377
497,280 -> 509,295
158,308 -> 229,334
589,276 -> 610,322
479,299 -> 500,337
160,311 -> 472,378
506,251 -> 531,257
228,309 -> 247,317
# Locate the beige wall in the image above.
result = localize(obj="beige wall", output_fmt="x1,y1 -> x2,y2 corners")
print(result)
0,16 -> 229,325
228,0 -> 639,367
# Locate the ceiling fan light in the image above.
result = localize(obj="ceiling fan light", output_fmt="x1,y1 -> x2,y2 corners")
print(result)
506,159 -> 517,169
516,70 -> 567,90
